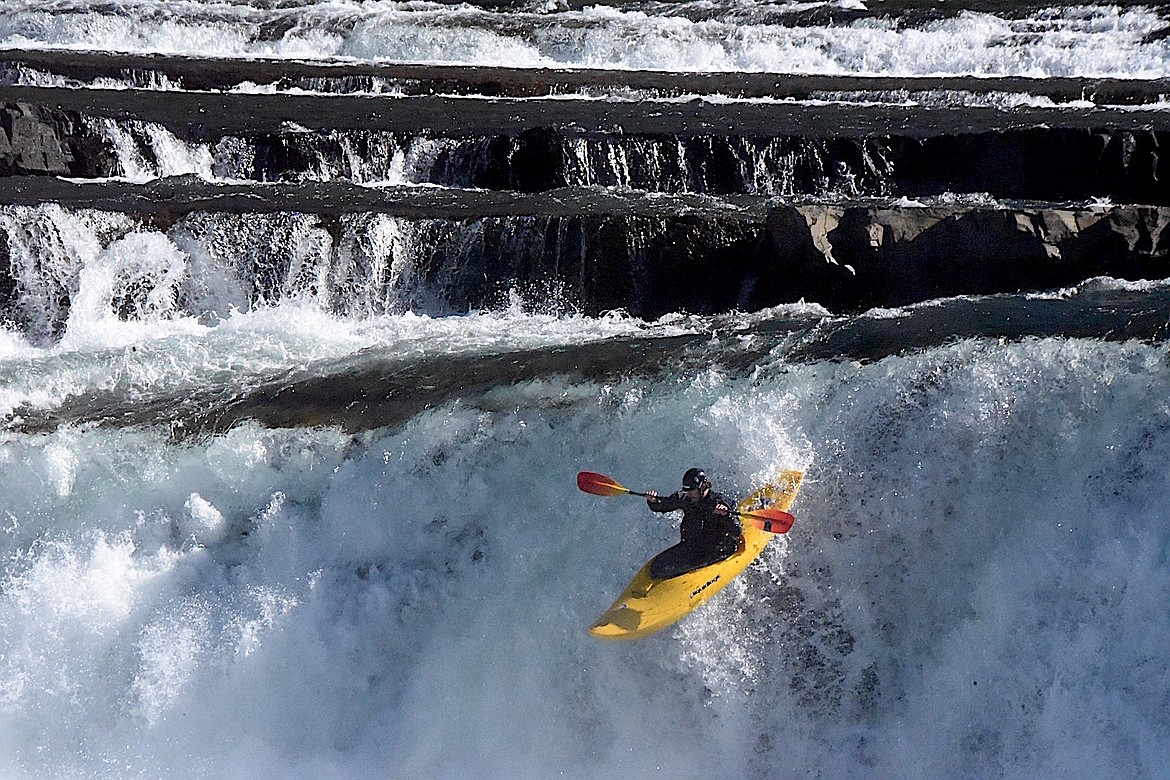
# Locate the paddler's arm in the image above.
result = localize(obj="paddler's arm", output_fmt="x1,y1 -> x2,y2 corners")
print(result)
711,494 -> 739,533
645,490 -> 684,513
710,490 -> 732,516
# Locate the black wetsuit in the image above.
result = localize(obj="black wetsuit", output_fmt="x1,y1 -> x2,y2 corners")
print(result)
647,489 -> 741,580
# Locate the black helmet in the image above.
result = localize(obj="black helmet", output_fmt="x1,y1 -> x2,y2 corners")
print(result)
681,468 -> 708,490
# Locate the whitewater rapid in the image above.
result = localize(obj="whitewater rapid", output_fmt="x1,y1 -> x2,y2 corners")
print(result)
1,202 -> 1169,778
2,300 -> 1169,777
3,0 -> 1170,776
3,0 -> 1169,78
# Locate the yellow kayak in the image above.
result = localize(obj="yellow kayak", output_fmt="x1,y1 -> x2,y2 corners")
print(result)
589,469 -> 804,640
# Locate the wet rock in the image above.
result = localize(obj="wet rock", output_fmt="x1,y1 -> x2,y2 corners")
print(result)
767,204 -> 1170,312
0,103 -> 117,177
1,103 -> 72,174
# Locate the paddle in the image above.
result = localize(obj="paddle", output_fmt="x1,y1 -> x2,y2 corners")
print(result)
576,471 -> 795,534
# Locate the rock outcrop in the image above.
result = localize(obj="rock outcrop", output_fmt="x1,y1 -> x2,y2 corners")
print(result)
1,54 -> 1168,322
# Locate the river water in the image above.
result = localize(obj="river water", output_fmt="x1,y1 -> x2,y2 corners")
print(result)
2,2 -> 1169,777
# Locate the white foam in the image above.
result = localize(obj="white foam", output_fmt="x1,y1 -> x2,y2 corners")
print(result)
2,335 -> 1169,776
2,2 -> 1168,78
0,208 -> 699,418
1029,274 -> 1170,300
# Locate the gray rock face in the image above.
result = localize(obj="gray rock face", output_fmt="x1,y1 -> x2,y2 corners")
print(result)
0,102 -> 117,177
768,204 -> 1170,311
1,103 -> 73,174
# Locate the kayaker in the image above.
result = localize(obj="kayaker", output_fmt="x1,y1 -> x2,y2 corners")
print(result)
644,468 -> 741,580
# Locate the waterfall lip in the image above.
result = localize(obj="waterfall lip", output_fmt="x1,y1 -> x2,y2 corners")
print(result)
0,176 -> 1158,220
3,330 -> 719,437
6,48 -> 1170,106
5,83 -> 1169,143
6,279 -> 1168,438
0,177 -> 774,219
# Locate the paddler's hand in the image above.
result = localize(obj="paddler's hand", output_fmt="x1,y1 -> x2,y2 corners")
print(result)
646,490 -> 658,506
714,502 -> 730,516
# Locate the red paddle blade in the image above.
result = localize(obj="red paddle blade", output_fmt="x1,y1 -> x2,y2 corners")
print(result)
741,508 -> 795,534
576,471 -> 632,497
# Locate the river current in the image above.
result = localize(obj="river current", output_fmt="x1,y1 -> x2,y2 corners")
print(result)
2,2 -> 1169,777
